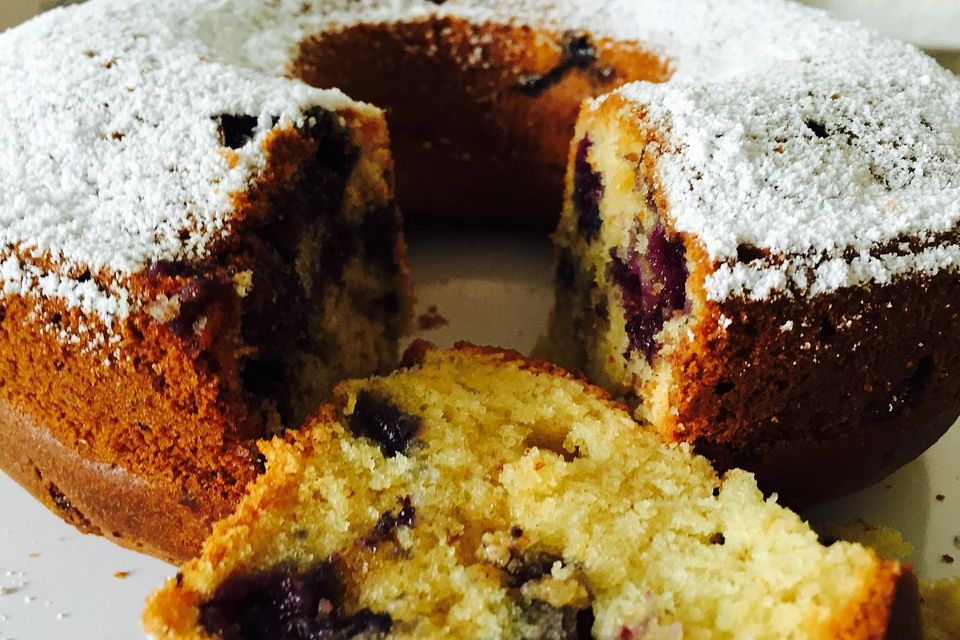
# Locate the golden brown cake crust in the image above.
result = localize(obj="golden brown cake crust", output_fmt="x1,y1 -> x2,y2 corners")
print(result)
0,112 -> 407,562
669,268 -> 960,506
0,292 -> 259,562
0,396 -> 234,562
826,561 -> 921,640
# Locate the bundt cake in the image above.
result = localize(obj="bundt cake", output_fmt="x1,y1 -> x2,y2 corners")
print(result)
143,343 -> 920,639
1,0 -> 959,560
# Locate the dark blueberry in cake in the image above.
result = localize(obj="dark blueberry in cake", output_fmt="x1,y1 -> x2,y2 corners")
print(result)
516,32 -> 599,96
168,278 -> 226,340
253,451 -> 268,475
346,390 -> 421,457
518,602 -> 594,640
574,607 -> 595,639
563,32 -> 597,69
803,117 -> 829,139
217,114 -> 259,149
735,243 -> 765,263
240,357 -> 289,414
555,249 -> 576,290
573,137 -> 603,242
610,257 -> 657,360
395,497 -> 416,528
609,224 -> 687,362
198,562 -> 391,640
300,107 -> 359,218
146,259 -> 191,280
646,224 -> 687,313
364,496 -> 416,546
504,550 -> 563,588
359,205 -> 400,273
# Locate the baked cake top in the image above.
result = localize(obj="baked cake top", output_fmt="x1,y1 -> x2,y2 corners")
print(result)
613,30 -> 960,301
0,0 -> 957,325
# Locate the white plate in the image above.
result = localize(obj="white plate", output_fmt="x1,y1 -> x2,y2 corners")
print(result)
0,226 -> 958,639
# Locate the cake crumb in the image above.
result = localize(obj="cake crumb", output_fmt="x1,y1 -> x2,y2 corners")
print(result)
417,305 -> 449,331
27,552 -> 39,558
942,554 -> 955,564
113,570 -> 131,579
936,494 -> 946,502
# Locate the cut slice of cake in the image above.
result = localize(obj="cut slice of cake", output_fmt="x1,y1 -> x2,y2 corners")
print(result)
143,343 -> 918,639
0,92 -> 411,561
542,61 -> 960,506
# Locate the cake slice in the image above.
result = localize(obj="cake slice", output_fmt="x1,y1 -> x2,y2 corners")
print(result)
0,91 -> 411,561
542,64 -> 960,505
144,343 -> 918,639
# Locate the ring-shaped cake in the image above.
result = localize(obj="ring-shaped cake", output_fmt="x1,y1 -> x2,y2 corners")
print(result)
0,0 -> 958,562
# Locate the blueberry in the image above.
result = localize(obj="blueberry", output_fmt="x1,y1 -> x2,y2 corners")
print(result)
646,224 -> 687,313
218,114 -> 259,149
555,250 -> 576,290
146,259 -> 190,280
573,137 -> 603,242
505,551 -> 562,589
609,224 -> 687,362
364,496 -> 416,547
346,391 -> 421,457
198,563 -> 391,640
564,32 -> 597,69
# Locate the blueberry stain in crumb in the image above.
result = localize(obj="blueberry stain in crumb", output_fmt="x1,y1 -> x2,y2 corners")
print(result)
504,551 -> 595,639
364,496 -> 416,547
573,137 -> 603,241
346,390 -> 421,456
555,250 -> 576,290
504,550 -> 563,588
519,601 -> 595,640
198,562 -> 392,640
609,223 -> 687,362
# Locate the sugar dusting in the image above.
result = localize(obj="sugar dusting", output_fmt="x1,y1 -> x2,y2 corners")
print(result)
0,0 -> 958,331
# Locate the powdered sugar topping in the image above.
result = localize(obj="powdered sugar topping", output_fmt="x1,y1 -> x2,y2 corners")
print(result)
1,0 -> 958,326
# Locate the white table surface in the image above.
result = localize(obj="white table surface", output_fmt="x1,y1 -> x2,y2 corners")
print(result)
1,2 -> 959,638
